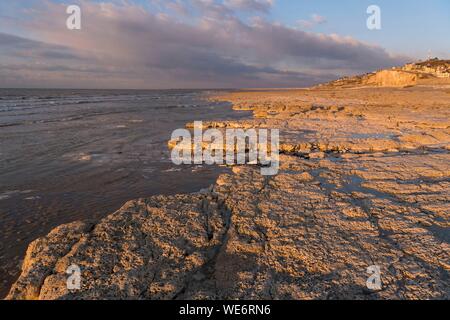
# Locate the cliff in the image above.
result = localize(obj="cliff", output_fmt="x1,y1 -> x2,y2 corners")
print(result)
365,70 -> 418,87
319,58 -> 450,88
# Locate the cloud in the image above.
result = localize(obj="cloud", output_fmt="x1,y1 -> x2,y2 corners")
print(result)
0,0 -> 410,89
298,14 -> 327,29
224,0 -> 274,13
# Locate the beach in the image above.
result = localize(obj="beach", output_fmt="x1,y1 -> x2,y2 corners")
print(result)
0,89 -> 251,298
6,80 -> 449,299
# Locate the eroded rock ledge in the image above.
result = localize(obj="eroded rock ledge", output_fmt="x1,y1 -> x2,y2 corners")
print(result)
7,152 -> 450,300
7,192 -> 232,300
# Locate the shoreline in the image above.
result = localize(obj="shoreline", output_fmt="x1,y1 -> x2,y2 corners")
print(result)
6,86 -> 450,300
0,90 -> 250,299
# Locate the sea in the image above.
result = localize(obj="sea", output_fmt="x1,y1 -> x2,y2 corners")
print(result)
0,88 -> 250,297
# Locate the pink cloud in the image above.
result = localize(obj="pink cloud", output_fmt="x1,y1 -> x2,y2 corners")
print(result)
0,1 -> 409,89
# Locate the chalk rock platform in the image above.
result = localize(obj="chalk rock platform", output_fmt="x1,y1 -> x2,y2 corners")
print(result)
7,68 -> 450,300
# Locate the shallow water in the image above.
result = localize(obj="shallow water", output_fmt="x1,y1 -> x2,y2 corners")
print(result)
0,88 -> 250,297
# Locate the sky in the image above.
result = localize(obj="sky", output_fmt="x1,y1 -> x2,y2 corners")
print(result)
0,0 -> 449,89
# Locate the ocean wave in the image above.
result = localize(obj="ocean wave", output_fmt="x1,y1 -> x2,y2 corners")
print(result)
0,94 -> 169,112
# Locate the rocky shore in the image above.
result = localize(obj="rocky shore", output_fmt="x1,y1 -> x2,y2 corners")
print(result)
7,62 -> 450,300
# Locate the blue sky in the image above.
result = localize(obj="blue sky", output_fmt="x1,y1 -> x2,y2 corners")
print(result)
269,0 -> 450,59
0,0 -> 448,89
